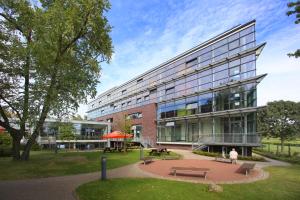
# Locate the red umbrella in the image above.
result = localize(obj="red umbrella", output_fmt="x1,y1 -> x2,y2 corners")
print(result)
0,126 -> 5,133
102,131 -> 133,139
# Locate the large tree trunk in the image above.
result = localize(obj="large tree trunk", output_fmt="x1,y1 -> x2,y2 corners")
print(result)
12,137 -> 21,160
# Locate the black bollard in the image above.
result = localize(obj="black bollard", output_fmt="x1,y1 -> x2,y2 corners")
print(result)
101,156 -> 107,180
140,147 -> 144,160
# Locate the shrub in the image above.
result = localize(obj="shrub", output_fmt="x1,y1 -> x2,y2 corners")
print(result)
193,150 -> 266,162
0,133 -> 12,157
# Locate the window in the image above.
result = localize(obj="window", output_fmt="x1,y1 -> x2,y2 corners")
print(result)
113,105 -> 117,110
186,58 -> 198,68
121,103 -> 126,107
101,110 -> 104,114
92,104 -> 94,108
127,112 -> 143,119
137,78 -> 143,83
199,93 -> 213,113
186,102 -> 198,115
110,104 -> 114,108
165,87 -> 175,94
127,101 -> 131,106
150,88 -> 157,94
107,118 -> 113,123
107,94 -> 111,97
122,89 -> 126,95
144,95 -> 149,100
98,100 -> 101,104
136,98 -> 142,103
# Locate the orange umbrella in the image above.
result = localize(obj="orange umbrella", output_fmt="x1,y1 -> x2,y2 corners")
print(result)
102,131 -> 133,139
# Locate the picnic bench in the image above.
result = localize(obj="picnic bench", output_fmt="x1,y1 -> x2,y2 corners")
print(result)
103,147 -> 124,153
141,156 -> 154,165
149,148 -> 171,156
170,167 -> 210,179
215,156 -> 232,164
236,163 -> 256,176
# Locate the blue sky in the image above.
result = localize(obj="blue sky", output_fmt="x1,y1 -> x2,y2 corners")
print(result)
78,0 -> 300,116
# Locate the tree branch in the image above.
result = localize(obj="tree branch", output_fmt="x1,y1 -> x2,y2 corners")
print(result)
0,12 -> 24,34
0,94 -> 22,120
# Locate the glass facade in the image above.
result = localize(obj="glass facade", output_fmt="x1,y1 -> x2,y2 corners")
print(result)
87,21 -> 264,146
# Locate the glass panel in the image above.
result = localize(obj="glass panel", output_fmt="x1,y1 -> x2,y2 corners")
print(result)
199,93 -> 213,113
187,119 -> 198,142
174,120 -> 186,142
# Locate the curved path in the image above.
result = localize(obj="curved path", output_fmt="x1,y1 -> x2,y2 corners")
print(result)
0,149 -> 290,200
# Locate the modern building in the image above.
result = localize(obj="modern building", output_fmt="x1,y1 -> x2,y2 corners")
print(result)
87,20 -> 266,156
37,119 -> 111,149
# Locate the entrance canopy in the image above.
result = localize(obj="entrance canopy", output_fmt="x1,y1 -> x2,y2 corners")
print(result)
102,131 -> 133,139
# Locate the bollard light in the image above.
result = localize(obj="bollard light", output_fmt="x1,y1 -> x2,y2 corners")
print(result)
101,156 -> 107,180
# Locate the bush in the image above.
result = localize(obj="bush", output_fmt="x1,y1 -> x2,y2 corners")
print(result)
0,145 -> 12,157
193,150 -> 266,162
0,133 -> 12,157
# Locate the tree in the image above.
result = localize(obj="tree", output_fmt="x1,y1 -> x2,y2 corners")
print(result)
58,123 -> 76,140
258,101 -> 300,152
72,114 -> 83,120
286,1 -> 300,58
0,0 -> 113,160
116,115 -> 132,152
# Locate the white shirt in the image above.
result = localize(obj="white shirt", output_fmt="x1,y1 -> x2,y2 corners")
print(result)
229,150 -> 238,159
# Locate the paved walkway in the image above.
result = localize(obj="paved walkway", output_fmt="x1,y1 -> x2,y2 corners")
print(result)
0,149 -> 290,200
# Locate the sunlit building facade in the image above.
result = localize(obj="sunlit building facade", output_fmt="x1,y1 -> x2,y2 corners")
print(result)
87,20 -> 266,156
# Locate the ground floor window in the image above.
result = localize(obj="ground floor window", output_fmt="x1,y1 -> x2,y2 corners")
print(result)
157,113 -> 258,144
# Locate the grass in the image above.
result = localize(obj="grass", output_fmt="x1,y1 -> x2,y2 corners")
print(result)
0,150 -> 141,180
76,165 -> 300,200
258,143 -> 300,155
0,149 -> 181,180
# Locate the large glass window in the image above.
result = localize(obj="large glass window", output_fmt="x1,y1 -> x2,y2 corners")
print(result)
175,99 -> 186,117
199,93 -> 213,113
187,119 -> 198,142
175,120 -> 186,141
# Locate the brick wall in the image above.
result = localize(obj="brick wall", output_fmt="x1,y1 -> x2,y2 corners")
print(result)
96,103 -> 157,145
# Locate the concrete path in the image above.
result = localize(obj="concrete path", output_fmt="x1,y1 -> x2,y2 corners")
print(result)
0,149 -> 291,200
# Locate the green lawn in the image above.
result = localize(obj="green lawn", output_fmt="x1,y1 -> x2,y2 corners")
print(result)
0,150 -> 142,180
0,149 -> 181,180
76,165 -> 300,200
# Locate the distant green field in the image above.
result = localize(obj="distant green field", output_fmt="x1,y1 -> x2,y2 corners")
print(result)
262,138 -> 300,145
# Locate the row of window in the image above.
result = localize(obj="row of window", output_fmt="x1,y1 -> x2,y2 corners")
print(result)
89,52 -> 256,118
89,25 -> 256,110
157,83 -> 256,119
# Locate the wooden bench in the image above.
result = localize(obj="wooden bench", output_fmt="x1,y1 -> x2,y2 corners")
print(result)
215,156 -> 232,163
162,155 -> 179,160
141,156 -> 154,165
170,167 -> 210,179
236,163 -> 256,176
